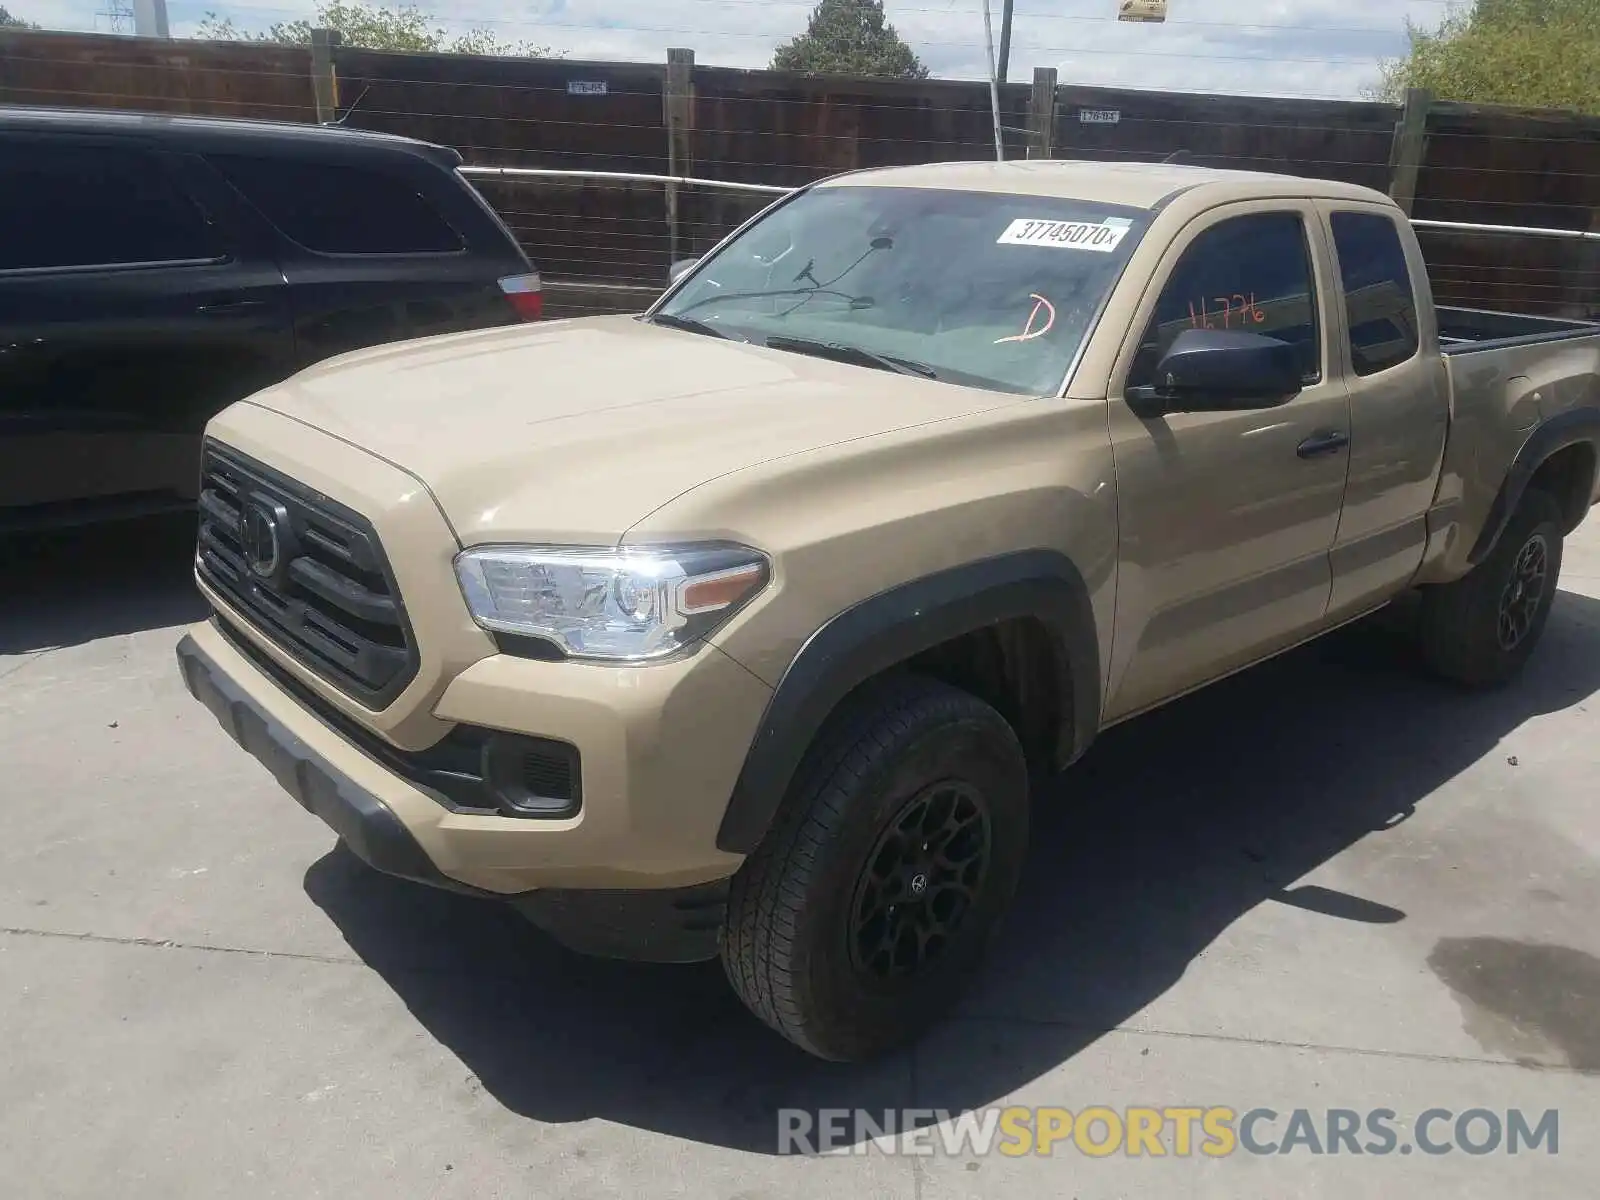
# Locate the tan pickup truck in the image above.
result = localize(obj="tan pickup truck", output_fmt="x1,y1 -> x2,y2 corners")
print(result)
176,160 -> 1600,1062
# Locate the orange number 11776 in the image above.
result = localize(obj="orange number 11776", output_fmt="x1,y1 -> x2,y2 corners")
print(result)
1188,294 -> 1267,329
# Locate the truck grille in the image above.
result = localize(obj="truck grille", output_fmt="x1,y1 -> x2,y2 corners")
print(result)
194,440 -> 419,708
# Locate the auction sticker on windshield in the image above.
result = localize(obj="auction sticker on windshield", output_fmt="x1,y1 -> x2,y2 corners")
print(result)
996,218 -> 1131,252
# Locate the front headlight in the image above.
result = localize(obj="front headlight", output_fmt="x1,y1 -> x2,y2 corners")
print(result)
454,542 -> 770,662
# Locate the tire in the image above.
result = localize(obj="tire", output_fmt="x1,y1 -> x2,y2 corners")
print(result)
1417,488 -> 1564,687
721,673 -> 1030,1062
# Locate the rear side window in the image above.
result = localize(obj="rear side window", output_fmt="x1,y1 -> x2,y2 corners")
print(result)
1329,211 -> 1420,376
208,154 -> 464,255
1129,211 -> 1321,390
0,143 -> 220,271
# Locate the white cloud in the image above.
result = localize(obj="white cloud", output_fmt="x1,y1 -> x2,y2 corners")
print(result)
14,0 -> 1458,98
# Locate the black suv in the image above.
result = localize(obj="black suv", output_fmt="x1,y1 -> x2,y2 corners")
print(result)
0,107 -> 542,531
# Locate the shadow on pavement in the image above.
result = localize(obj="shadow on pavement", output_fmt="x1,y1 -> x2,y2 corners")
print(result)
0,513 -> 206,654
303,588 -> 1600,1154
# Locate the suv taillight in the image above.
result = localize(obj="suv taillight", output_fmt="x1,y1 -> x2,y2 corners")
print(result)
498,272 -> 543,321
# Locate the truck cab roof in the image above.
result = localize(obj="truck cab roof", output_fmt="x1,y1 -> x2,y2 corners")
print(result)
822,158 -> 1399,212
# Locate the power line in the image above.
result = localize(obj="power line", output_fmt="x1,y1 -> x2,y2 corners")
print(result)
187,0 -> 1464,36
177,3 -> 1421,59
93,0 -> 134,34
219,24 -> 1404,65
1,60 -> 1380,106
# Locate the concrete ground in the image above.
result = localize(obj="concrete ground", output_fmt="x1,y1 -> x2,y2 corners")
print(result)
2,513 -> 1597,1199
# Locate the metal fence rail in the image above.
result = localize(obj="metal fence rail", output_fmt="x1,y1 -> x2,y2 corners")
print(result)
464,165 -> 1600,238
1410,218 -> 1600,243
457,165 -> 1600,318
462,164 -> 1600,239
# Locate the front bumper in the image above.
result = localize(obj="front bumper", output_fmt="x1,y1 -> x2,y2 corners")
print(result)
176,618 -> 769,962
176,629 -> 461,894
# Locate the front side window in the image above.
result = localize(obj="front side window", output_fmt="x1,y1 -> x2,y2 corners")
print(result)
0,143 -> 220,272
1329,210 -> 1420,376
208,154 -> 463,255
655,184 -> 1152,396
1128,211 -> 1321,390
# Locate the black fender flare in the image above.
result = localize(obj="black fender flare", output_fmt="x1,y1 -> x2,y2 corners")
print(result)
715,549 -> 1102,855
1468,406 -> 1600,567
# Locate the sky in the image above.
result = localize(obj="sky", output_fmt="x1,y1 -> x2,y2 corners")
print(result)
11,0 -> 1467,100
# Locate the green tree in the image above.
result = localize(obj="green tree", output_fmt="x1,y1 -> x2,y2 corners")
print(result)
1372,0 -> 1599,113
0,5 -> 38,27
772,0 -> 929,79
197,1 -> 557,58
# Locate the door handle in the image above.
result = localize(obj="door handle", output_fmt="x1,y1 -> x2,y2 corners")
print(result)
1297,430 -> 1349,459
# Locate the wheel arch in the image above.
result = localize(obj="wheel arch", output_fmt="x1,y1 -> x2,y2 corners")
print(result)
714,550 -> 1101,855
1468,406 -> 1600,567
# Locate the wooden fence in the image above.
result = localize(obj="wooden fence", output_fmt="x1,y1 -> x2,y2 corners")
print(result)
3,27 -> 1597,318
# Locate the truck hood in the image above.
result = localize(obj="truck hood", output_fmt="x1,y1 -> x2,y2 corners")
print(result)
242,315 -> 1018,545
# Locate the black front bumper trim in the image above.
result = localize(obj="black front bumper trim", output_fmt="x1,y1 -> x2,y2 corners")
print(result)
176,632 -> 482,897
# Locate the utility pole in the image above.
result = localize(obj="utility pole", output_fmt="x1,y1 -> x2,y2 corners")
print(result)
664,47 -> 696,265
981,0 -> 1005,160
1387,87 -> 1433,217
996,0 -> 1014,83
131,0 -> 169,37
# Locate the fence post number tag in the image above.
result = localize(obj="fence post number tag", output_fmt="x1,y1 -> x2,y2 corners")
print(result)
996,218 -> 1131,252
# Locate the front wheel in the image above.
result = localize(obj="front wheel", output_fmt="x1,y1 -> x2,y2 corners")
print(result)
1417,488 -> 1564,687
720,674 -> 1030,1062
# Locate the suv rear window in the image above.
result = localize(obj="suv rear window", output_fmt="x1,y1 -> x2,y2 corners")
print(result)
0,143 -> 221,272
1329,211 -> 1420,376
208,154 -> 464,255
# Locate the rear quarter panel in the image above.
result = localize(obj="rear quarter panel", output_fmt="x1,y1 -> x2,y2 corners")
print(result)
1417,332 -> 1600,583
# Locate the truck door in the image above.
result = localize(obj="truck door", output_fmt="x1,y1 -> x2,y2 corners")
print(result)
1318,203 -> 1450,622
1103,202 -> 1353,720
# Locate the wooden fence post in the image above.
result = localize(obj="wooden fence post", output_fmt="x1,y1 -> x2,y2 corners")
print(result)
1387,87 -> 1432,216
310,28 -> 341,124
1028,67 -> 1057,159
664,47 -> 695,268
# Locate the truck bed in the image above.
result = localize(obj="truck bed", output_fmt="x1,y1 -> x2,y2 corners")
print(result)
1437,306 -> 1600,355
1431,303 -> 1600,581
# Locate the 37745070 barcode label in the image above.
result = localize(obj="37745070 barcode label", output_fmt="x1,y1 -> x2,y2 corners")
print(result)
996,218 -> 1130,252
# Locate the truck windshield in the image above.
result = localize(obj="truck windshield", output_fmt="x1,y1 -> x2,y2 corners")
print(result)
653,184 -> 1151,396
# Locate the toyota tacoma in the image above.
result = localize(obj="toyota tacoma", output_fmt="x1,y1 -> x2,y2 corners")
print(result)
176,160 -> 1600,1061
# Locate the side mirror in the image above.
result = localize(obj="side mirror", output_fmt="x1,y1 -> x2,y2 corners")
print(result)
1127,328 -> 1305,419
668,258 -> 700,285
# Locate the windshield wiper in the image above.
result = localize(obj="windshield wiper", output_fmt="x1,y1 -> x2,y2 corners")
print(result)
762,334 -> 938,380
646,311 -> 728,339
674,287 -> 873,317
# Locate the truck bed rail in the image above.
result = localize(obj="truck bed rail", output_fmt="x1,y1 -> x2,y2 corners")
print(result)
1437,306 -> 1600,355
